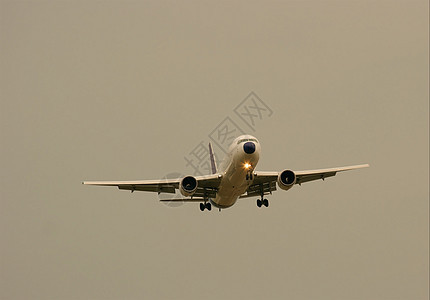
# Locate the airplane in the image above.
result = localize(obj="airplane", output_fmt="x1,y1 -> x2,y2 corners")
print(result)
83,135 -> 369,211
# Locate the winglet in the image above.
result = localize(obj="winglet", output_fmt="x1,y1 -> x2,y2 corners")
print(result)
208,142 -> 218,174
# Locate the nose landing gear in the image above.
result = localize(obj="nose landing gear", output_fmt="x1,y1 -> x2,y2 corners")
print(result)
199,202 -> 212,211
257,197 -> 269,208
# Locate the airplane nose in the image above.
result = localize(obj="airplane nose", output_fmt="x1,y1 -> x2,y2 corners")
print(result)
243,142 -> 256,154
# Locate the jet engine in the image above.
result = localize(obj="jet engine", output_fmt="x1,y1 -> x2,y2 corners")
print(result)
277,170 -> 296,191
179,176 -> 198,197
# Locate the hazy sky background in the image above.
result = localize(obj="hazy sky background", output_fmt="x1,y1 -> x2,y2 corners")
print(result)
1,1 -> 428,299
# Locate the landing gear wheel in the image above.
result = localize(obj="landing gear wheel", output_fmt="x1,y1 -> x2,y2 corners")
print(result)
257,199 -> 262,207
200,203 -> 205,211
205,202 -> 212,211
263,199 -> 269,207
246,174 -> 249,180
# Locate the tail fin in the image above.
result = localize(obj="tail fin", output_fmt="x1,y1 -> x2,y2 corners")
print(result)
208,142 -> 218,174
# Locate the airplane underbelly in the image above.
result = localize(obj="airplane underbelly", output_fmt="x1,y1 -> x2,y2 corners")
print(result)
212,173 -> 252,208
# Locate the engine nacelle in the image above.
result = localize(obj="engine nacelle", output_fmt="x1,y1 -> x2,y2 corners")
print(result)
179,176 -> 198,197
277,170 -> 296,191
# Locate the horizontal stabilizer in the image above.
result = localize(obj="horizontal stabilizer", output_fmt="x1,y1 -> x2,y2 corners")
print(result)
159,198 -> 207,202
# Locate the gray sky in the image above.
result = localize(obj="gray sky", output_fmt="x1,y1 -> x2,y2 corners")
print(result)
1,1 -> 428,299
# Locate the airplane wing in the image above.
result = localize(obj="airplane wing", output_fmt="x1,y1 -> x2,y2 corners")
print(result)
240,164 -> 369,199
83,174 -> 222,200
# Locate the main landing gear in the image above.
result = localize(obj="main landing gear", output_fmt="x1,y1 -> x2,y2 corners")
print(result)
200,202 -> 212,211
256,197 -> 269,208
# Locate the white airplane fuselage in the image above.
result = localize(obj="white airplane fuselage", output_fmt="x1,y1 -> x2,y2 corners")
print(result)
211,135 -> 261,208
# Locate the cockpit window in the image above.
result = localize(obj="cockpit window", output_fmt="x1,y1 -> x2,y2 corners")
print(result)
237,138 -> 258,144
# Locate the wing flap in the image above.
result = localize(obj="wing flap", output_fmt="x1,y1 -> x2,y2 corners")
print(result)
296,172 -> 337,184
118,185 -> 176,193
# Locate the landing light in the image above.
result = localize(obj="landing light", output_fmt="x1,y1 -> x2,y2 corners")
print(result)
244,163 -> 251,169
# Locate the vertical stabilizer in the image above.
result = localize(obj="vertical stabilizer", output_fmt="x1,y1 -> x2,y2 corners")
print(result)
208,142 -> 218,174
